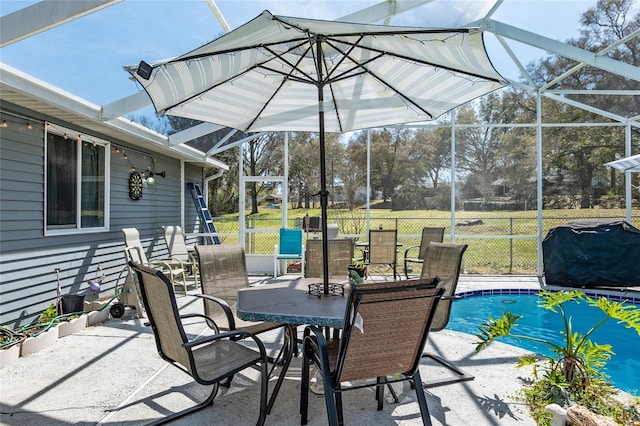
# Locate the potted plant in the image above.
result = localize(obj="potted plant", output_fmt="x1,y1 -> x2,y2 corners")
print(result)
57,292 -> 88,337
347,258 -> 367,278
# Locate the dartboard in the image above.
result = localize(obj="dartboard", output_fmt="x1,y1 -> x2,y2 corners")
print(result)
129,172 -> 143,200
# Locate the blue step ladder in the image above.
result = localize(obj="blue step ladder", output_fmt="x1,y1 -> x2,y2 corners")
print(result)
187,182 -> 220,244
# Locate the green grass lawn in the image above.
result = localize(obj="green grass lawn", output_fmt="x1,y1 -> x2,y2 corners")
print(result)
211,206 -> 638,275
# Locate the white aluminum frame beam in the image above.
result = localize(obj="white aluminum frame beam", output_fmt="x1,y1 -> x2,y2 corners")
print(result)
206,0 -> 231,33
1,0 -> 122,47
168,122 -> 224,146
541,28 -> 640,91
482,19 -> 640,82
208,132 -> 269,155
338,0 -> 432,23
542,92 -> 634,124
100,92 -> 152,120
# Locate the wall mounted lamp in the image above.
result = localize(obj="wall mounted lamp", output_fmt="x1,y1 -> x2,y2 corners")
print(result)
146,170 -> 166,184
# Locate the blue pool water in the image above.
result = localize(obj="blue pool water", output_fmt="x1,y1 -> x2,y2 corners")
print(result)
447,293 -> 640,396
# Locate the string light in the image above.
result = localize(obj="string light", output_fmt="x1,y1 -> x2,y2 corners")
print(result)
111,143 -> 156,177
0,111 -> 44,129
1,115 -> 159,180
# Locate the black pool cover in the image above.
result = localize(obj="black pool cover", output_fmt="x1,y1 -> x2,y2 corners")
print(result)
542,220 -> 640,287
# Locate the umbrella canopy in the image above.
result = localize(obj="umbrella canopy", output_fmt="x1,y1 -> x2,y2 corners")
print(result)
130,10 -> 506,294
133,10 -> 504,133
605,154 -> 640,172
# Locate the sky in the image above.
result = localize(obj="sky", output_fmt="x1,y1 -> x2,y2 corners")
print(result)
1,0 -> 599,110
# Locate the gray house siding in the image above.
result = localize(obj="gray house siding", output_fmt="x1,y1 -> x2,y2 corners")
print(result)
0,104 -> 207,327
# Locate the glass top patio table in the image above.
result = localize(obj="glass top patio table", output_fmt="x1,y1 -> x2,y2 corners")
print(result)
237,277 -> 347,328
237,277 -> 348,413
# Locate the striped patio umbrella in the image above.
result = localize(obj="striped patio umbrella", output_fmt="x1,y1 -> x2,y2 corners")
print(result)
130,10 -> 506,294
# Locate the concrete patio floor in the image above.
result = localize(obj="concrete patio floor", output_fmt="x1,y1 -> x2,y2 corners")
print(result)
1,275 -> 541,425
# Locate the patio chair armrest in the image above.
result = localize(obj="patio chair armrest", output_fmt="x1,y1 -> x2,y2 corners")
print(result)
403,244 -> 420,259
154,256 -> 186,268
441,295 -> 462,301
192,294 -> 236,329
179,311 -> 222,332
148,258 -> 185,271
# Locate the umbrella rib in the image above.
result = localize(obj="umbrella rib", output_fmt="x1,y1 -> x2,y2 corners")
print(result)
244,43 -> 316,130
324,39 -> 435,120
326,34 -> 503,83
160,60 -> 276,115
161,40 -> 316,115
259,42 -> 318,84
322,35 -> 368,134
166,36 -> 311,63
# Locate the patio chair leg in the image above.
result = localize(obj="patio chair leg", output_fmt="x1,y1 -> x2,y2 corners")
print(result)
376,377 -> 385,411
420,352 -> 474,388
412,370 -> 433,426
267,324 -> 296,414
300,348 -> 310,425
146,383 -> 218,425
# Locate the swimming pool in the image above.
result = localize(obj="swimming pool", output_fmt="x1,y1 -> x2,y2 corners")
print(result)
447,290 -> 640,396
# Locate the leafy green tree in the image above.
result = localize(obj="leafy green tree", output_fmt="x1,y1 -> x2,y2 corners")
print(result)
340,131 -> 371,208
409,126 -> 452,189
527,0 -> 640,207
287,132 -> 342,209
455,99 -> 505,204
288,132 -> 321,209
369,128 -> 413,201
243,133 -> 283,214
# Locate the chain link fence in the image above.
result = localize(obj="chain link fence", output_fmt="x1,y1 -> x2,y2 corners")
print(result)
209,214 -> 639,276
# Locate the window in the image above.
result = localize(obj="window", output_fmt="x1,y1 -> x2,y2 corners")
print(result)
45,124 -> 110,235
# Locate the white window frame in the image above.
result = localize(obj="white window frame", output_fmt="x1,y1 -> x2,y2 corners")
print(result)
44,123 -> 111,236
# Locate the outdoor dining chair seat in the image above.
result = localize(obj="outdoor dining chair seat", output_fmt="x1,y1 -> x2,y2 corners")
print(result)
196,244 -> 286,335
195,243 -> 289,370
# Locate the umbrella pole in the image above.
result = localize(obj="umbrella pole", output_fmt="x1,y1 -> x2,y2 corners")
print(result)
316,39 -> 331,295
